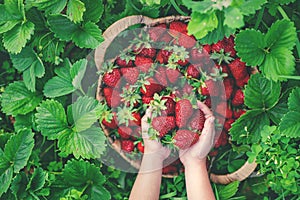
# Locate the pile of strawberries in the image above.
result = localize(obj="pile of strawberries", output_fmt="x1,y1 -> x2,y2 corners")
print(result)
99,20 -> 253,173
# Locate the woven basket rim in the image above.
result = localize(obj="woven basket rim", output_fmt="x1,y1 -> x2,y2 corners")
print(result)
95,15 -> 258,184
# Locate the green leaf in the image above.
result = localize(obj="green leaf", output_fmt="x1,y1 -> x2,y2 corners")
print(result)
48,14 -> 79,41
1,81 -> 43,116
0,5 -> 21,33
10,47 -> 36,72
188,12 -> 218,40
244,73 -> 281,109
4,0 -> 24,17
57,126 -> 106,159
182,0 -> 227,13
70,59 -> 87,89
72,22 -> 104,49
67,0 -> 86,23
81,0 -> 103,22
10,172 -> 28,199
217,181 -> 239,199
230,110 -> 270,144
3,129 -> 35,173
224,7 -> 244,29
287,87 -> 300,112
22,63 -> 36,92
3,21 -> 35,54
14,113 -> 35,132
35,99 -> 68,140
26,167 -> 46,192
279,111 -> 300,138
43,76 -> 75,98
267,95 -> 289,125
62,159 -> 110,200
239,0 -> 267,16
26,0 -> 67,15
235,29 -> 266,66
262,47 -> 295,81
0,166 -> 13,196
265,20 -> 297,51
69,96 -> 99,132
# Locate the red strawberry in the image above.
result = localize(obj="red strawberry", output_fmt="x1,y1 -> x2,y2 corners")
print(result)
202,44 -> 211,54
149,24 -> 167,42
224,118 -> 235,132
200,85 -> 210,96
135,55 -> 153,73
188,109 -> 205,132
235,73 -> 250,88
162,165 -> 178,174
214,130 -> 228,148
154,66 -> 168,86
204,80 -> 220,97
120,67 -> 139,84
102,69 -> 121,87
102,112 -> 118,129
160,33 -> 173,43
177,58 -> 189,66
156,49 -> 172,64
223,35 -> 236,57
174,130 -> 199,149
175,99 -> 193,128
116,57 -> 134,67
169,21 -> 187,36
121,140 -> 134,153
204,97 -> 211,108
140,78 -> 164,97
152,116 -> 176,137
181,83 -> 193,95
228,58 -> 248,81
211,40 -> 224,53
118,126 -> 132,139
223,78 -> 234,100
225,107 -> 233,119
215,101 -> 227,118
128,112 -> 141,126
161,96 -> 176,116
187,64 -> 200,79
132,126 -> 142,138
142,96 -> 154,104
216,64 -> 230,75
103,87 -> 121,107
166,68 -> 181,84
138,47 -> 157,58
177,34 -> 197,49
137,141 -> 144,153
233,109 -> 246,119
232,89 -> 244,106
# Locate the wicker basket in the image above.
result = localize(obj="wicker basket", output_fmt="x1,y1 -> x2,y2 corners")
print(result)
95,15 -> 257,184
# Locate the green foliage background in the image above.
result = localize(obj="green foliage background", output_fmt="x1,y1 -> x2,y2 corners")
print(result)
0,0 -> 299,199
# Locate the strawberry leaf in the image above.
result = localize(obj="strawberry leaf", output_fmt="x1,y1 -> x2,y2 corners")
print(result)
81,0 -> 104,23
26,167 -> 46,192
3,21 -> 35,54
287,87 -> 300,112
224,7 -> 244,29
217,181 -> 239,200
187,12 -> 218,40
244,73 -> 281,109
26,0 -> 67,15
67,0 -> 86,23
0,5 -> 22,33
1,81 -> 43,116
35,99 -> 68,140
230,110 -> 270,144
238,0 -> 267,16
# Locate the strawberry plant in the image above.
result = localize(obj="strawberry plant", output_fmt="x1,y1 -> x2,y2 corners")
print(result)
0,0 -> 299,199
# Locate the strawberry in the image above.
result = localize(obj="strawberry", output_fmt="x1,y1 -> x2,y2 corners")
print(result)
140,78 -> 164,97
121,140 -> 134,153
204,80 -> 220,97
214,130 -> 228,148
175,99 -> 193,128
128,112 -> 141,126
160,33 -> 173,43
169,21 -> 187,36
186,64 -> 200,79
232,89 -> 244,106
103,87 -> 121,107
233,109 -> 246,119
235,73 -> 250,88
152,116 -> 176,137
188,109 -> 205,132
120,67 -> 139,84
118,126 -> 132,139
177,33 -> 197,49
202,44 -> 211,54
223,35 -> 236,57
223,78 -> 234,100
215,101 -> 227,118
216,64 -> 230,75
102,68 -> 121,87
156,49 -> 172,64
162,165 -> 178,174
224,118 -> 235,132
135,55 -> 153,73
116,56 -> 134,68
204,97 -> 212,108
200,85 -> 210,96
225,107 -> 233,119
138,47 -> 157,58
228,58 -> 248,81
137,141 -> 144,153
166,68 -> 181,84
211,40 -> 224,53
132,126 -> 142,138
174,130 -> 199,149
161,96 -> 176,116
142,95 -> 154,104
149,24 -> 167,42
177,58 -> 189,66
154,66 -> 168,86
102,112 -> 118,129
181,83 -> 193,95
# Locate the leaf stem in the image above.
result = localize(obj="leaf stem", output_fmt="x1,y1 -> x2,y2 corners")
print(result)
278,75 -> 300,80
170,0 -> 188,16
254,7 -> 265,30
40,143 -> 55,157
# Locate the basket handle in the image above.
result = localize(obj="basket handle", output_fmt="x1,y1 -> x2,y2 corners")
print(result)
210,159 -> 257,184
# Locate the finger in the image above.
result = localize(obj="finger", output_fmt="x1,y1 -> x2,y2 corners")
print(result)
141,106 -> 153,139
197,101 -> 213,119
